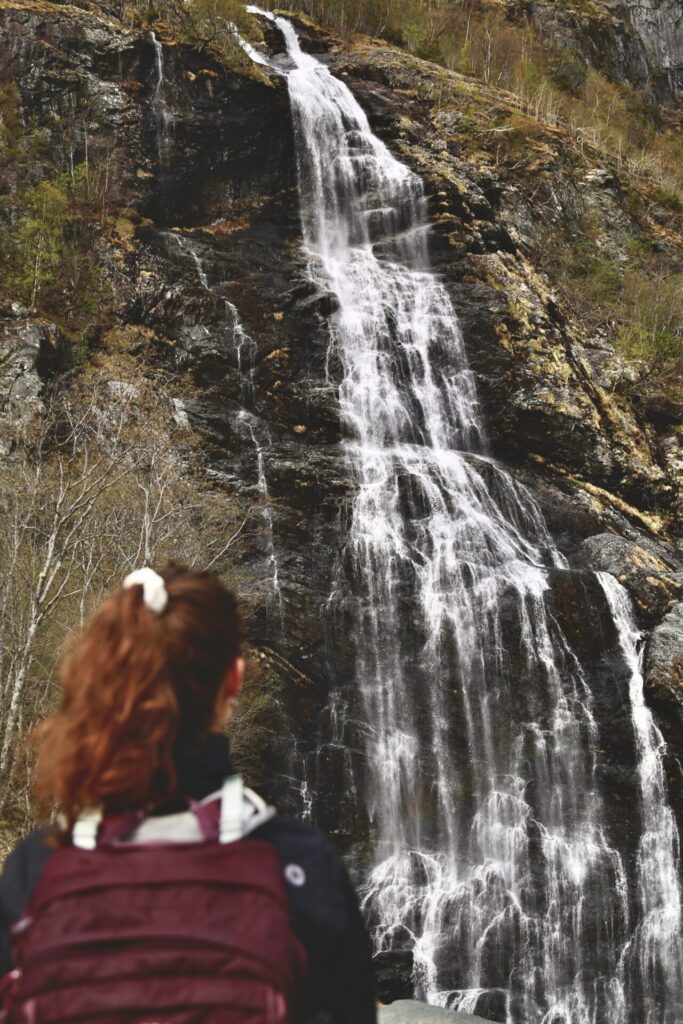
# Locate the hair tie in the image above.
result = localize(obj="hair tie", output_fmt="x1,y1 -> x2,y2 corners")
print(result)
123,567 -> 168,615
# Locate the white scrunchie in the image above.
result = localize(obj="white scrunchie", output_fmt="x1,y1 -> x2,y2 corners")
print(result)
123,567 -> 168,615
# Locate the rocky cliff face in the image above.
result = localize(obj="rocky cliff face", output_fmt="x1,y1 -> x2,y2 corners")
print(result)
1,0 -> 682,1006
624,0 -> 683,99
508,0 -> 683,103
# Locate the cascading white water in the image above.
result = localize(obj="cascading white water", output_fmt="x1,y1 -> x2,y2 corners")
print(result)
242,414 -> 282,612
242,13 -> 683,1023
167,232 -> 280,601
149,31 -> 171,156
230,23 -> 271,66
168,232 -> 257,400
598,573 -> 683,1024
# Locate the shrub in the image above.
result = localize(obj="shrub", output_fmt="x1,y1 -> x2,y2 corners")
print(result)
653,186 -> 683,212
563,241 -> 622,303
11,176 -> 71,308
6,163 -> 111,322
151,0 -> 262,67
0,378 -> 254,832
614,271 -> 683,376
549,49 -> 588,96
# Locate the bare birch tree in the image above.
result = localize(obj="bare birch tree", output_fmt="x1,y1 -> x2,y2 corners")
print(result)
0,378 -> 252,824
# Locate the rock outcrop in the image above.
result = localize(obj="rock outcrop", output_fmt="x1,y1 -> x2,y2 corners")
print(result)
572,532 -> 683,626
0,304 -> 64,452
379,1000 -> 492,1024
509,0 -> 683,103
646,601 -> 683,729
622,0 -> 683,99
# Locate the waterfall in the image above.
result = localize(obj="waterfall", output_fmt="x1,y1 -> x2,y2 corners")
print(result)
242,414 -> 282,614
149,31 -> 171,157
167,232 -> 257,401
598,573 -> 683,1024
230,23 -> 270,66
166,232 -> 280,603
242,12 -> 683,1023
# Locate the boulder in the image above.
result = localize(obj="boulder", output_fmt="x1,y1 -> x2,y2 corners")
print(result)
379,1000 -> 493,1024
571,532 -> 683,627
645,601 -> 683,732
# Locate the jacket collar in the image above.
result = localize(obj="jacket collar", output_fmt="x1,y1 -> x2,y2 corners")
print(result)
155,732 -> 236,814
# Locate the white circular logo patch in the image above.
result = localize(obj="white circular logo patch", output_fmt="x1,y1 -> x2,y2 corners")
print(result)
284,863 -> 306,887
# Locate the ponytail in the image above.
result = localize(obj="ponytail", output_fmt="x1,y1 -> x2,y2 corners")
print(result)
34,567 -> 242,829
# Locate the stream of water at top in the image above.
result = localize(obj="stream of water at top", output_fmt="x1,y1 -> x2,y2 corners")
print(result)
242,14 -> 682,1023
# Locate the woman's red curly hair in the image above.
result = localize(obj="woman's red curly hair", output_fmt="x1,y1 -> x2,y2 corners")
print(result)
34,566 -> 242,830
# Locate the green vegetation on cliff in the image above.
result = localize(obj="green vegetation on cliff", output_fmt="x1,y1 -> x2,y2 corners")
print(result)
7,165 -> 108,317
0,85 -> 119,349
127,0 -> 263,70
555,236 -> 683,382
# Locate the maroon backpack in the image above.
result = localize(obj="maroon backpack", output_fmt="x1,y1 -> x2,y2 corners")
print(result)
4,777 -> 307,1024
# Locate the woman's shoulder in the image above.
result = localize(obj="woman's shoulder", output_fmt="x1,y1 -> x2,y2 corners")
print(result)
253,814 -> 360,922
252,814 -> 376,1015
0,827 -> 56,922
253,812 -> 343,864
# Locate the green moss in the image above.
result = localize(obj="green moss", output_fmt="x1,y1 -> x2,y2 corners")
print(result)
624,235 -> 655,260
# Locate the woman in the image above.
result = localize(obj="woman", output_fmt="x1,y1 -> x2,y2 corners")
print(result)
0,566 -> 376,1023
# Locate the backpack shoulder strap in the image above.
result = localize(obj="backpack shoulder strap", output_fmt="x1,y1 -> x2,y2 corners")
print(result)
196,777 -> 276,842
218,774 -> 244,843
72,775 -> 276,848
72,807 -> 103,850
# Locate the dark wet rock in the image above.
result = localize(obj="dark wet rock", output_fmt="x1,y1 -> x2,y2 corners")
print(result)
374,954 -> 415,1003
571,532 -> 683,627
645,601 -> 683,733
0,2 -> 293,230
172,397 -> 243,446
633,384 -> 683,428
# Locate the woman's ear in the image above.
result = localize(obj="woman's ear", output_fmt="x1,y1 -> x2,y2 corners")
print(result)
213,658 -> 245,731
225,656 -> 244,697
